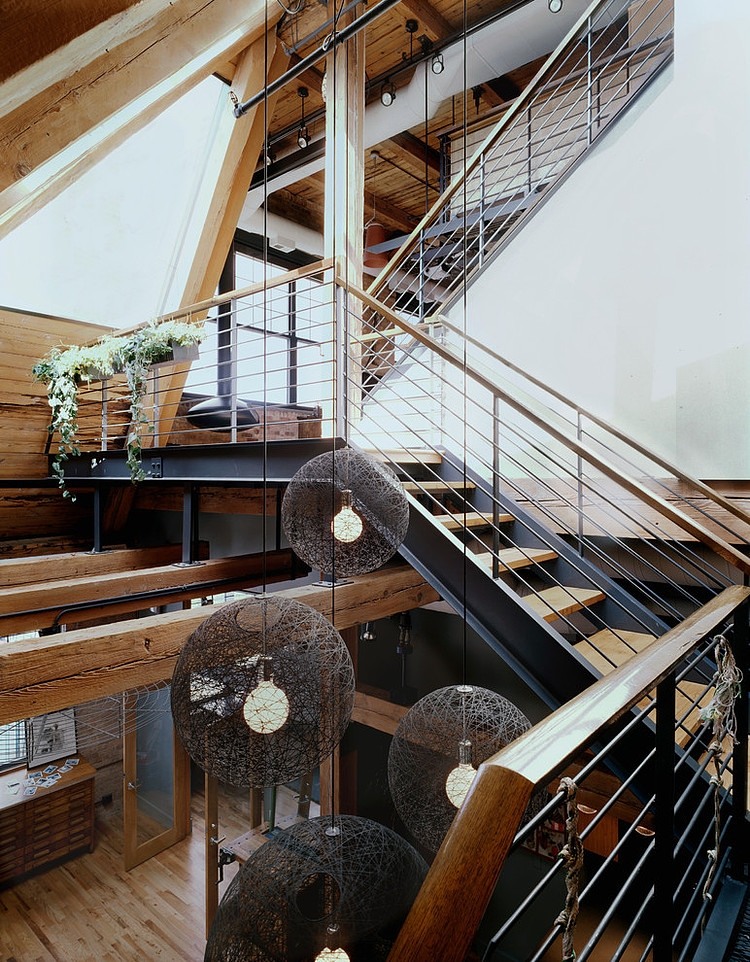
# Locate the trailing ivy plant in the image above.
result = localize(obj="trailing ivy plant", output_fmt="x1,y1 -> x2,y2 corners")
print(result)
32,319 -> 204,492
119,319 -> 204,482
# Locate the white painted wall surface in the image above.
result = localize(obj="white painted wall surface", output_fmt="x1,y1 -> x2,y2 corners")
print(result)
451,0 -> 750,479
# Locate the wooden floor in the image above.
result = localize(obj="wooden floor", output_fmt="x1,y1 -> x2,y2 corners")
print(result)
0,785 -> 260,962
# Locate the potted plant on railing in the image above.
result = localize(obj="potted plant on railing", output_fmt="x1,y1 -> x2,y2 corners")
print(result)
32,319 -> 204,492
119,319 -> 204,481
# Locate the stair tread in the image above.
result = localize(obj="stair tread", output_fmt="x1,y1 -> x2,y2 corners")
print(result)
575,629 -> 657,674
525,586 -> 606,621
578,631 -> 711,748
402,480 -> 477,492
365,448 -> 443,465
436,511 -> 513,530
475,547 -> 558,571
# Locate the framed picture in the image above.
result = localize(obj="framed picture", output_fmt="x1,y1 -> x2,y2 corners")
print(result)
26,710 -> 78,768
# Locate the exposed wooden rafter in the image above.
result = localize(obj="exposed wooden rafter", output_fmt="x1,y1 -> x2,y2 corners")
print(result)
0,564 -> 440,725
399,0 -> 453,41
0,0 -> 281,241
388,131 -> 441,174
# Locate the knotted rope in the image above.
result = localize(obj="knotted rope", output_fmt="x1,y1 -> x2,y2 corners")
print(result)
555,776 -> 584,961
700,633 -> 742,902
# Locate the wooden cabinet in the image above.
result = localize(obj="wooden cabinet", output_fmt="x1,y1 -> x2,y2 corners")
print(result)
0,758 -> 95,887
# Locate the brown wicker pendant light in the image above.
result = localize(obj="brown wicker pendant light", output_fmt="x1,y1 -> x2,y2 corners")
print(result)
204,815 -> 427,961
171,595 -> 355,788
281,447 -> 409,578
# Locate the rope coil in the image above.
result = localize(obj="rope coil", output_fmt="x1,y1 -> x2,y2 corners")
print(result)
555,776 -> 584,961
700,633 -> 742,902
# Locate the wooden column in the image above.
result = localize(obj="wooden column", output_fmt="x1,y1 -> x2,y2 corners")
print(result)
324,3 -> 366,434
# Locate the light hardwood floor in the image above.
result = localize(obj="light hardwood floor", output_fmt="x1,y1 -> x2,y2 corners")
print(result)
0,786 -> 254,962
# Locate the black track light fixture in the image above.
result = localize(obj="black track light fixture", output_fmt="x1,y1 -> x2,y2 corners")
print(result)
431,52 -> 445,75
548,0 -> 563,11
380,81 -> 396,107
296,86 -> 310,150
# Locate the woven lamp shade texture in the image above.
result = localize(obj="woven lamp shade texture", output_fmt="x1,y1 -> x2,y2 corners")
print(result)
388,685 -> 532,853
204,815 -> 427,962
171,596 -> 355,788
281,449 -> 409,577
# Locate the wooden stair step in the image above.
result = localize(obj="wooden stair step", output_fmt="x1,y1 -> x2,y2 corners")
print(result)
366,448 -> 443,465
578,630 -> 711,748
402,480 -> 476,493
437,511 -> 513,531
525,586 -> 606,621
575,629 -> 657,675
476,546 -> 558,572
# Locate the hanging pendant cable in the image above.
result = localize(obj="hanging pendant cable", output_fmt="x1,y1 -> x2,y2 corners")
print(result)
328,1 -> 342,837
460,0 -> 469,688
262,0 -> 270,610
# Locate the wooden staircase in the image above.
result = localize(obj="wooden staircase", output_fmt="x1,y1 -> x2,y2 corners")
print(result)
370,449 -> 689,707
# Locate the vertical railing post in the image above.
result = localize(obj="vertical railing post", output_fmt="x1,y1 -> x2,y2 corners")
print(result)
478,151 -> 486,269
586,16 -> 594,145
730,599 -> 749,880
492,393 -> 501,581
92,485 -> 103,554
335,282 -> 348,441
180,482 -> 201,566
100,379 -> 108,453
654,672 -> 676,961
576,411 -> 585,557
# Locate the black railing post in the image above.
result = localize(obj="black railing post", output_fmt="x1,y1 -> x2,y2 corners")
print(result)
730,600 -> 749,880
92,485 -> 103,553
654,671 -> 676,961
180,482 -> 201,565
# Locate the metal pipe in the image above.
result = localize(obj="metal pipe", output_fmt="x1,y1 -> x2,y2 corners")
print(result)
233,0 -> 404,118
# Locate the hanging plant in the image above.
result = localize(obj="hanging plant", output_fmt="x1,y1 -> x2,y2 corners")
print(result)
32,319 -> 204,492
32,339 -> 126,497
118,319 -> 205,483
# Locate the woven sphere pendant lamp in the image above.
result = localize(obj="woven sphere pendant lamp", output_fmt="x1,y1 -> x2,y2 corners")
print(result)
281,448 -> 409,578
388,684 -> 533,853
171,595 -> 355,788
204,815 -> 427,962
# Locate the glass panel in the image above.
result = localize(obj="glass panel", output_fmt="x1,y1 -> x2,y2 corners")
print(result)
134,687 -> 175,845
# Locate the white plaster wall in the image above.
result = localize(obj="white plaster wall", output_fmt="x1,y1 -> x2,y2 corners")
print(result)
452,0 -> 750,479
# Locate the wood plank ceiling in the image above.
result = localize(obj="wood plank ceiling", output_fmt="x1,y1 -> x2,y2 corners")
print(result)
232,0 -> 544,238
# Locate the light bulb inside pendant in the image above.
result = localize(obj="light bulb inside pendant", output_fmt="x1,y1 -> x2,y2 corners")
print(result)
445,738 -> 476,808
315,948 -> 350,962
331,489 -> 363,544
242,676 -> 290,734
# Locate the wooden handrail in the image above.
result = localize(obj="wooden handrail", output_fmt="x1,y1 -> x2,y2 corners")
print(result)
387,586 -> 750,962
346,281 -> 750,576
86,258 -> 334,342
435,314 -> 750,532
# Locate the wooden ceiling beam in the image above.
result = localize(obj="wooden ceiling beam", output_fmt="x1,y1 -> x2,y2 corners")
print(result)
288,53 -> 326,95
0,542 -> 209,588
365,192 -> 418,234
0,550 -> 298,635
0,0 -> 281,241
0,0 -> 142,85
0,564 -> 439,725
388,131 -> 441,174
398,0 -> 453,41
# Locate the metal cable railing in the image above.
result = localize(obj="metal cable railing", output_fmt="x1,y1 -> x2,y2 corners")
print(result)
363,0 -> 674,385
386,590 -> 749,962
336,281 -> 750,693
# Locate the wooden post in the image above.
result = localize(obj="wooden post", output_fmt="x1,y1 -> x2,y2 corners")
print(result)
324,1 -> 365,434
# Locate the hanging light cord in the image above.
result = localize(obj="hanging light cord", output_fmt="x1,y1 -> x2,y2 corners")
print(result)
460,0 -> 469,687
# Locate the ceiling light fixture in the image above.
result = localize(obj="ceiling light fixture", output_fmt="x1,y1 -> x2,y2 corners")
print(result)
297,86 -> 310,150
548,0 -> 563,11
431,52 -> 445,75
380,81 -> 396,107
